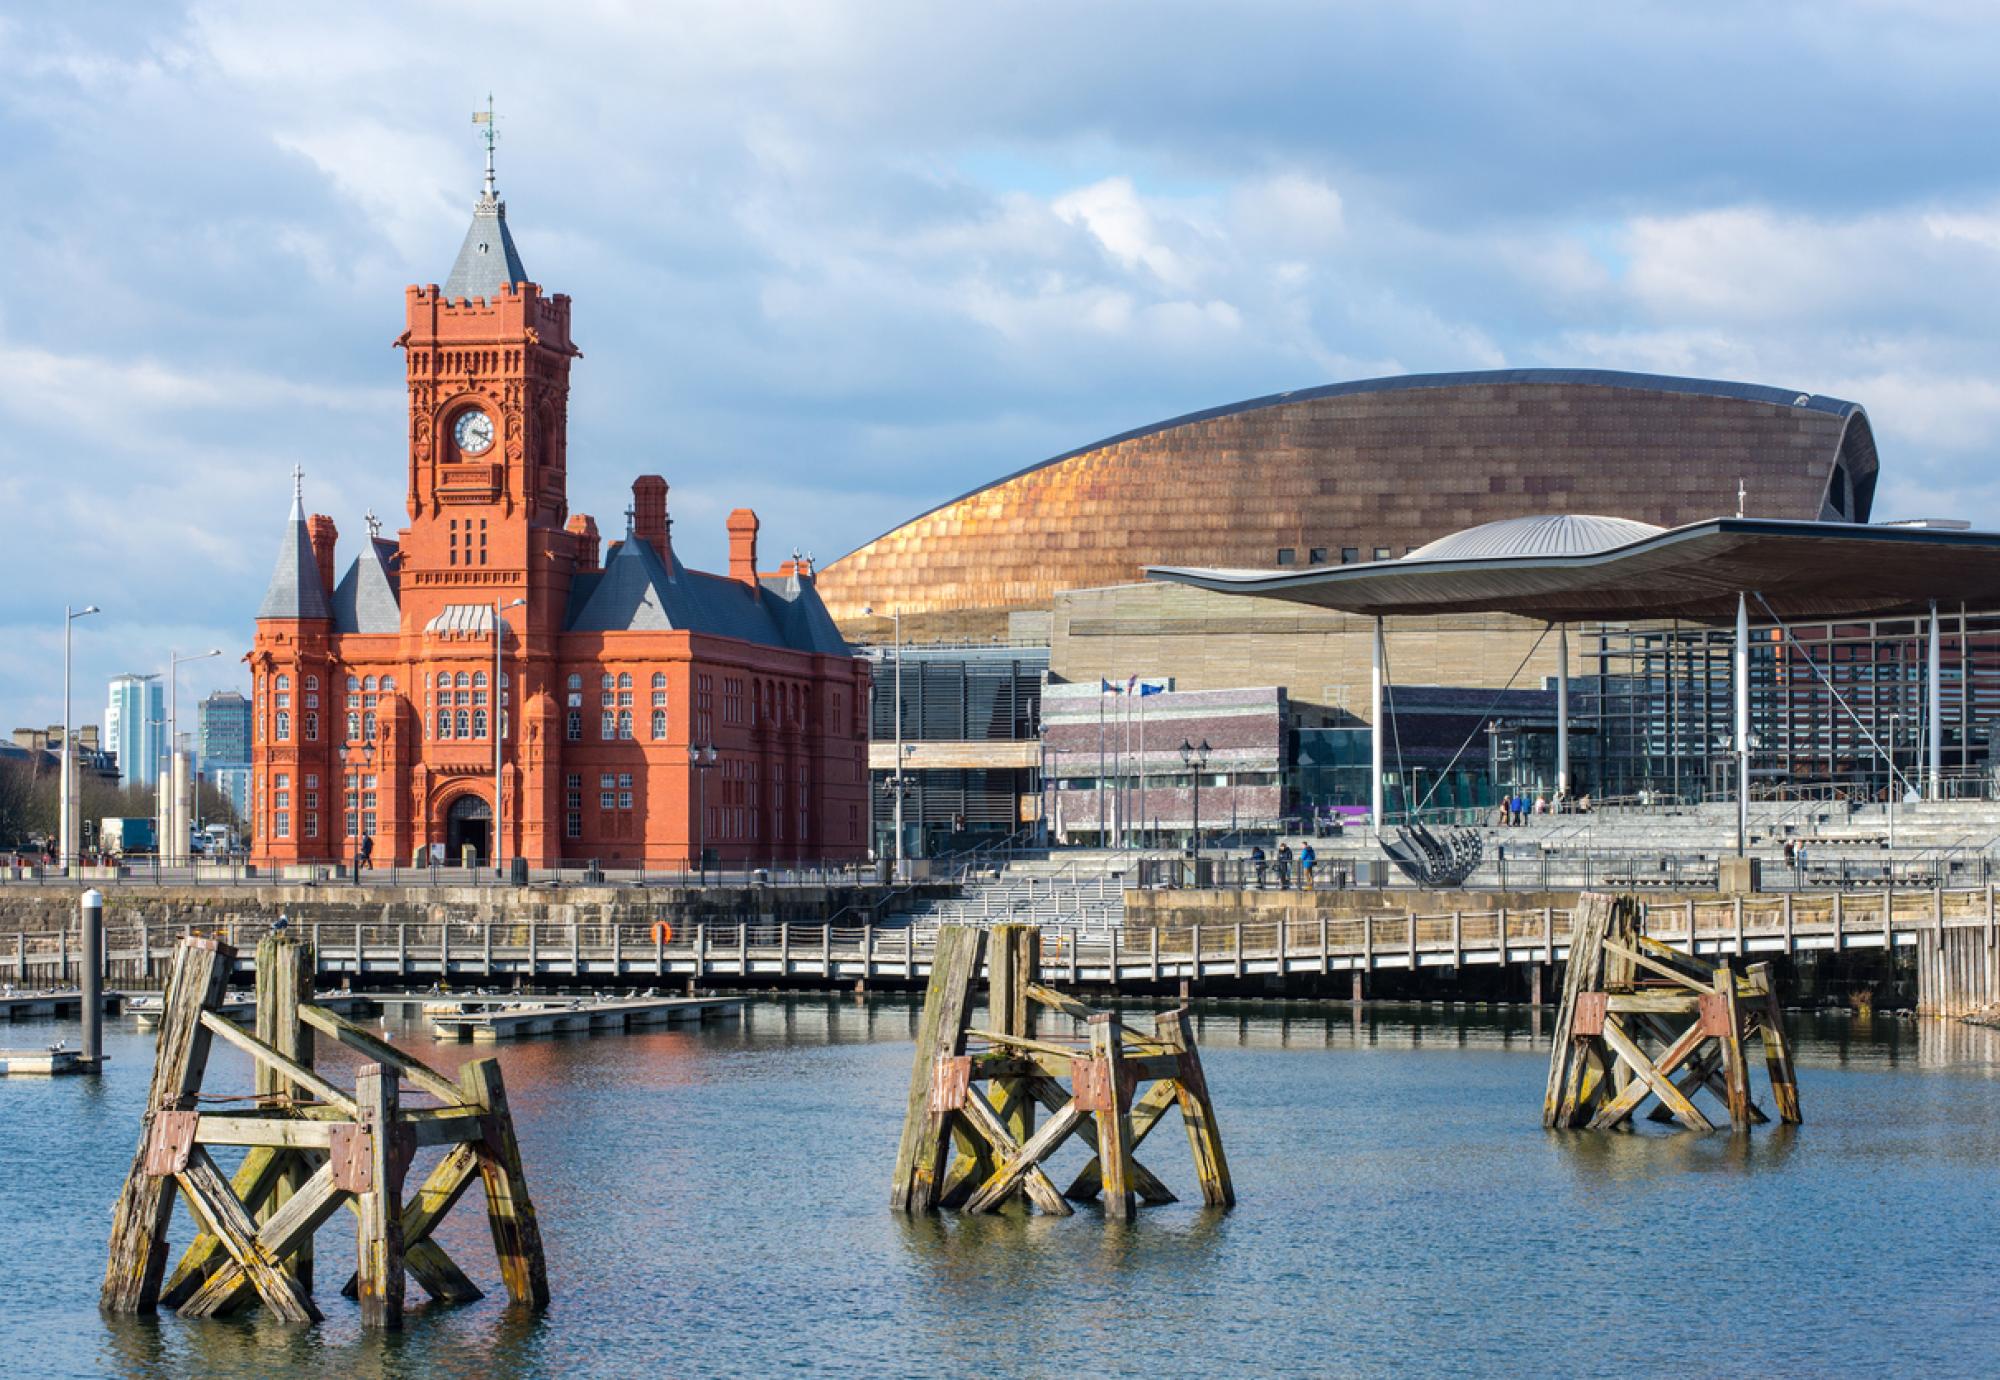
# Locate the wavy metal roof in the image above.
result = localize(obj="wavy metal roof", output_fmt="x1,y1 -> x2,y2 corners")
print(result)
844,368 -> 1864,559
1149,518 -> 2000,625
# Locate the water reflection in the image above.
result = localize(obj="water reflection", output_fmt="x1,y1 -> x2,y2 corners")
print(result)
11,995 -> 2000,1376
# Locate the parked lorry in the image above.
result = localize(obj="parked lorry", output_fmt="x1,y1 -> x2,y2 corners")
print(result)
99,816 -> 158,856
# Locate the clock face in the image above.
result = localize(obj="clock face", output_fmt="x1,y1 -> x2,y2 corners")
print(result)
453,409 -> 496,456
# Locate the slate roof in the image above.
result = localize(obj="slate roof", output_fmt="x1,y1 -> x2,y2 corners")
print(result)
255,492 -> 333,622
564,535 -> 850,655
443,191 -> 529,301
331,538 -> 402,634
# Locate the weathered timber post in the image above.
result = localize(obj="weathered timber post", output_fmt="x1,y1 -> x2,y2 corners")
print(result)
461,1057 -> 550,1309
102,937 -> 233,1313
988,923 -> 1039,1147
1089,1013 -> 1136,1222
352,1064 -> 406,1329
890,925 -> 985,1212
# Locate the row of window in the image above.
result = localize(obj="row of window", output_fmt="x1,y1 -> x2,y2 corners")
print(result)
1274,545 -> 1403,567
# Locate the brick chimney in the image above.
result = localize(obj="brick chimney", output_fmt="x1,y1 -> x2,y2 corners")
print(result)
566,514 -> 601,572
632,475 -> 672,564
727,508 -> 760,591
308,515 -> 338,601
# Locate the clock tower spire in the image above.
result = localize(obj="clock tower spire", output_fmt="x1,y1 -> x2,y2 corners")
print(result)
396,118 -> 579,635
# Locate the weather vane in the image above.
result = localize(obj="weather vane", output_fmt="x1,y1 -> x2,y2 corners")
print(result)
473,94 -> 498,196
364,507 -> 381,540
292,463 -> 304,501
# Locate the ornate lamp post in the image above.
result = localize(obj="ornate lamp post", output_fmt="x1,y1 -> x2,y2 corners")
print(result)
689,742 -> 718,883
1179,737 -> 1211,879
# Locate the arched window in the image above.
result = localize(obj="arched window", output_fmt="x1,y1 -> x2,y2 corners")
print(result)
617,672 -> 632,689
363,675 -> 376,691
651,709 -> 666,740
473,709 -> 488,738
617,710 -> 633,740
363,711 -> 376,740
473,671 -> 488,688
305,674 -> 319,690
567,673 -> 582,690
651,672 -> 666,690
276,674 -> 290,690
380,676 -> 395,692
455,710 -> 470,738
601,673 -> 614,690
347,675 -> 360,691
276,710 -> 290,740
455,671 -> 470,689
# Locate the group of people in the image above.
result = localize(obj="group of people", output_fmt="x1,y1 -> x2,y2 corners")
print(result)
1782,837 -> 1812,871
1497,791 -> 1591,826
1247,841 -> 1318,890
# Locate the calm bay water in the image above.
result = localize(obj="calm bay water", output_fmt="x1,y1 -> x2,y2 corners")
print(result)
5,997 -> 2000,1377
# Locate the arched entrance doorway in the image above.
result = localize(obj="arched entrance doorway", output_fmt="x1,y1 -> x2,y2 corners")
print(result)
445,793 -> 492,865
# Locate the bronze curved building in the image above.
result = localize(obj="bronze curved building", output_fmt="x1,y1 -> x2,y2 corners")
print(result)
820,369 -> 1879,639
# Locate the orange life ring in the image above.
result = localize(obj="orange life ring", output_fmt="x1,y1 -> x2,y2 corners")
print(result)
651,920 -> 674,945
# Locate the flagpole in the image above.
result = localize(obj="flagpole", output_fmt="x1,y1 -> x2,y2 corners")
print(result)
1097,686 -> 1106,846
1122,687 -> 1133,850
1138,686 -> 1147,849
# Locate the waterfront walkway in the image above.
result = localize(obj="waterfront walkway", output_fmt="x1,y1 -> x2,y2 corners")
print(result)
10,884 -> 1997,1014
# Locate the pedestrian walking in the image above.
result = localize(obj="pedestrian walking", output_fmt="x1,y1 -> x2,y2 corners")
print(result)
1276,842 -> 1293,890
1300,842 -> 1317,891
1251,844 -> 1268,889
360,832 -> 375,870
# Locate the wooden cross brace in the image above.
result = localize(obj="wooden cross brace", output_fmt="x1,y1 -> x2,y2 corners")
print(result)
1545,896 -> 1803,1133
104,935 -> 550,1331
890,925 -> 1233,1220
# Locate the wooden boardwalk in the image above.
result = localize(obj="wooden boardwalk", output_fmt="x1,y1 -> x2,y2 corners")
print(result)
9,885 -> 1999,1014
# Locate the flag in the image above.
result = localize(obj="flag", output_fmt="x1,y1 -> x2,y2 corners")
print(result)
1125,674 -> 1139,694
1139,683 -> 1164,697
1100,679 -> 1117,694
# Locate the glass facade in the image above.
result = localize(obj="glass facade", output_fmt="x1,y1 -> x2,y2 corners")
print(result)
864,644 -> 1047,853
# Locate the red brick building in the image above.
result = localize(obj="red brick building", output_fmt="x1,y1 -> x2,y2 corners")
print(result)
248,164 -> 869,869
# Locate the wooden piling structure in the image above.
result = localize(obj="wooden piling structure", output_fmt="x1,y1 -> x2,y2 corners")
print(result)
1544,893 -> 1802,1133
103,934 -> 549,1329
890,923 -> 1233,1219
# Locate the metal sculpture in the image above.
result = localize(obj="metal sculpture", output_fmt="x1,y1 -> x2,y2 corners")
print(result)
1380,822 -> 1483,887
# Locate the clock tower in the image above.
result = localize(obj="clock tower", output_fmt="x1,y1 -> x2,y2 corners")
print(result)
395,144 -> 580,636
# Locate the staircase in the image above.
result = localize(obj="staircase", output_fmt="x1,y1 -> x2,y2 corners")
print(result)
901,850 -> 1148,933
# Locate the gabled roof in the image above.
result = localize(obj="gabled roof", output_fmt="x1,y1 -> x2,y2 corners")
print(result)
564,534 -> 851,655
331,538 -> 401,634
255,491 -> 332,622
443,191 -> 529,301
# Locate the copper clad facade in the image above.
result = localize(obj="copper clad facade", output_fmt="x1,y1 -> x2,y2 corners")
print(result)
819,371 -> 1877,633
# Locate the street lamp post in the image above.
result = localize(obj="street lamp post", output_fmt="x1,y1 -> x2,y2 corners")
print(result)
60,604 -> 100,871
863,604 -> 910,876
688,742 -> 718,883
1179,737 -> 1211,883
494,597 -> 526,881
166,648 -> 223,867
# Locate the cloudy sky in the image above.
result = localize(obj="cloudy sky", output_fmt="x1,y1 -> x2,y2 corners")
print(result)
3,1 -> 1998,730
